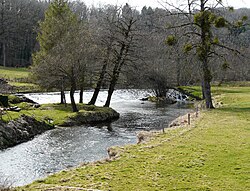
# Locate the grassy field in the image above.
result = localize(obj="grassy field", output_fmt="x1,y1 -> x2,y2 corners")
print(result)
17,85 -> 250,191
0,66 -> 30,80
0,66 -> 40,92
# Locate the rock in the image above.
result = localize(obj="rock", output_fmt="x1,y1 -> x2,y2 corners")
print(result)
15,94 -> 38,104
0,78 -> 14,94
166,89 -> 190,103
0,78 -> 8,85
9,106 -> 21,112
107,147 -> 118,159
140,97 -> 148,101
0,115 -> 54,150
33,104 -> 41,108
169,122 -> 180,127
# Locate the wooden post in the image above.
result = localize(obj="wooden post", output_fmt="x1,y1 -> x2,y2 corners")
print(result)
188,113 -> 191,125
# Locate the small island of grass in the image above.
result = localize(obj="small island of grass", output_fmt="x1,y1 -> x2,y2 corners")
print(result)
2,99 -> 119,127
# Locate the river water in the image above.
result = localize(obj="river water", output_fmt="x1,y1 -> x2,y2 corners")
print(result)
0,89 -> 192,186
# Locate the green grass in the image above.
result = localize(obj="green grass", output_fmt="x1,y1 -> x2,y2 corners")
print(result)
18,85 -> 250,191
2,103 -> 113,126
0,66 -> 30,81
0,66 -> 41,92
179,85 -> 203,98
180,83 -> 250,99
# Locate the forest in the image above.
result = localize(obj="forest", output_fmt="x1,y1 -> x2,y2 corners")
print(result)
0,0 -> 250,110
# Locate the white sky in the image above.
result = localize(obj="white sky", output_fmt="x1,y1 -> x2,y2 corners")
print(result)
82,0 -> 250,10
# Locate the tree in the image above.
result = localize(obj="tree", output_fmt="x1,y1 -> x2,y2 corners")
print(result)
87,4 -> 139,107
88,5 -> 118,105
104,4 -> 138,107
166,0 -> 245,108
33,0 -> 74,105
32,0 -> 89,112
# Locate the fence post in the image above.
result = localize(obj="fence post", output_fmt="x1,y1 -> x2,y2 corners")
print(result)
188,113 -> 191,125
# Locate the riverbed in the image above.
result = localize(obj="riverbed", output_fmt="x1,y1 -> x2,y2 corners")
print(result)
0,89 -> 192,186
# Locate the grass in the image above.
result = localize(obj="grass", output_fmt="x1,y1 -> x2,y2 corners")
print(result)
2,103 -> 114,126
180,82 -> 250,99
17,85 -> 250,191
0,66 -> 40,92
0,66 -> 30,81
179,85 -> 203,98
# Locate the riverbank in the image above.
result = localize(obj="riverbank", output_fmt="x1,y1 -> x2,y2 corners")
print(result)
0,115 -> 54,150
17,85 -> 250,190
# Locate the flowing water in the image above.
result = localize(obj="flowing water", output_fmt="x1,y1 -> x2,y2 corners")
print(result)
0,89 -> 192,186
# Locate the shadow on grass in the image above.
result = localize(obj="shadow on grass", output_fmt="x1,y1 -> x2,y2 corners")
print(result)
217,107 -> 250,115
212,87 -> 250,95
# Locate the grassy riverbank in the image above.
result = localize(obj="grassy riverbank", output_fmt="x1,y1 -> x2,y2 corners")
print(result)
17,85 -> 250,190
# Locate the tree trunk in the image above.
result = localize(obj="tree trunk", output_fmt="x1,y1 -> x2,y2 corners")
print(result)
201,81 -> 205,100
3,43 -> 6,67
70,83 -> 78,112
104,79 -> 116,107
203,79 -> 214,109
176,56 -> 181,86
88,62 -> 107,105
79,87 -> 83,103
202,62 -> 214,109
60,78 -> 66,105
104,67 -> 120,107
104,57 -> 124,107
60,90 -> 66,104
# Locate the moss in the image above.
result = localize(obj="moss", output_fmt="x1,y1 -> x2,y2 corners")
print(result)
17,85 -> 250,191
165,35 -> 177,46
16,102 -> 33,110
215,16 -> 226,28
8,95 -> 21,104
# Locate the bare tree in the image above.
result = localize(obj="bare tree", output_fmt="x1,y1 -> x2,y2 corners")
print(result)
88,5 -> 118,105
104,4 -> 138,107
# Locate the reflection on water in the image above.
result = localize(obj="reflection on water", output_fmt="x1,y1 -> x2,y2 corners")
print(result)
0,89 -> 192,186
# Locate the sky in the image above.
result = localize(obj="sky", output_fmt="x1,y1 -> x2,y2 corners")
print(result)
82,0 -> 250,10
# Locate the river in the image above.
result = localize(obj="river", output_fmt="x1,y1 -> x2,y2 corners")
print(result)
0,89 -> 192,186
